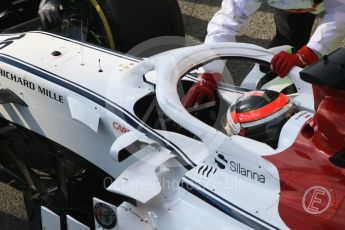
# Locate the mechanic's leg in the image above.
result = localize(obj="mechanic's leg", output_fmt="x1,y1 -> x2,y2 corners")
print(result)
268,9 -> 316,50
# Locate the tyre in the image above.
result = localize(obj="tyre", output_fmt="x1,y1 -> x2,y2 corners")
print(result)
90,0 -> 185,53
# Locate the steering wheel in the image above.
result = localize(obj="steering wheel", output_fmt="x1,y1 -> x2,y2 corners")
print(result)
128,42 -> 314,144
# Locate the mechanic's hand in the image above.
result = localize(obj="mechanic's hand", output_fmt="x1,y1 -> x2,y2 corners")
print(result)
271,45 -> 319,78
38,0 -> 61,29
181,73 -> 221,108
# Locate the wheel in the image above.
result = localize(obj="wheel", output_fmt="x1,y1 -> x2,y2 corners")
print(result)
60,0 -> 185,55
91,0 -> 185,53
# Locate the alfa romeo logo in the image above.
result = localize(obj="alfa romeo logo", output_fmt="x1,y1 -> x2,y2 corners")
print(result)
94,203 -> 117,229
302,186 -> 331,215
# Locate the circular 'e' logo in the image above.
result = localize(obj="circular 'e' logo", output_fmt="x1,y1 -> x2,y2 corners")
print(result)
94,203 -> 117,229
302,186 -> 331,215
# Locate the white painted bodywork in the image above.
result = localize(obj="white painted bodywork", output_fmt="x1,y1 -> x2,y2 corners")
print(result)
66,216 -> 90,230
41,206 -> 61,230
0,32 -> 315,230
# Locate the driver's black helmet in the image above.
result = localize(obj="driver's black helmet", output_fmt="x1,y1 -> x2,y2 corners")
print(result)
227,90 -> 296,147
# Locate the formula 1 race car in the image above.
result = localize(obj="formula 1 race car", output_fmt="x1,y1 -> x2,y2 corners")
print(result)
0,0 -> 185,55
0,31 -> 344,230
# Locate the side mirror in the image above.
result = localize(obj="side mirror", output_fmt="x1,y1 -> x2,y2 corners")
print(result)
329,150 -> 345,169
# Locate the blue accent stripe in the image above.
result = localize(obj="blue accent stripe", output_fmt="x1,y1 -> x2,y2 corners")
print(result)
0,53 -> 196,167
181,177 -> 281,230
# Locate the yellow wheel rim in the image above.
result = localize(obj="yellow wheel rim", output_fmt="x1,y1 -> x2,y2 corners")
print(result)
89,0 -> 116,49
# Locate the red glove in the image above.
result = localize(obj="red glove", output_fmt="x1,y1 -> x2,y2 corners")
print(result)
271,45 -> 319,77
181,73 -> 221,108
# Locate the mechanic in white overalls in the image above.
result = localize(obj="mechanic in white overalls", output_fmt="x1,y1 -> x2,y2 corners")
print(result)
182,0 -> 345,108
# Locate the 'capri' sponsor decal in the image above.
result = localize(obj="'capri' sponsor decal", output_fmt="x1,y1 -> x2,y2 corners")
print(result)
113,121 -> 130,134
215,154 -> 266,184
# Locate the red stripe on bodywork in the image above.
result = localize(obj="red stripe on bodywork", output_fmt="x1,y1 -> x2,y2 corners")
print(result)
263,85 -> 345,229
